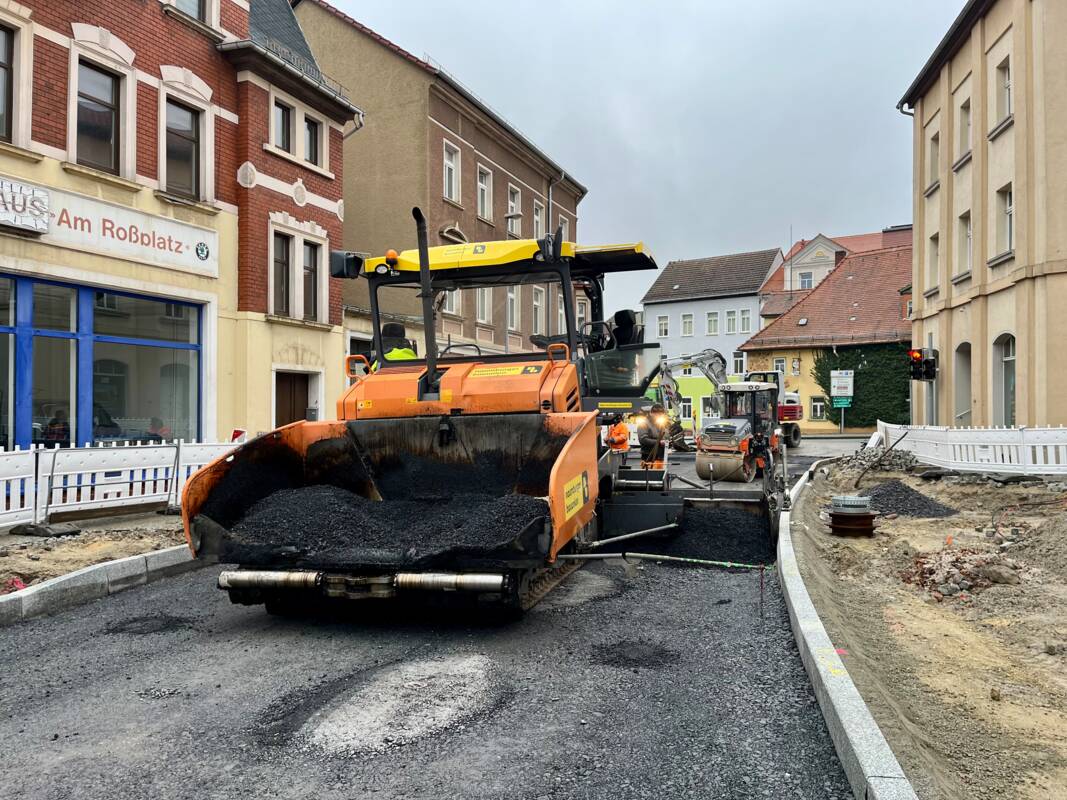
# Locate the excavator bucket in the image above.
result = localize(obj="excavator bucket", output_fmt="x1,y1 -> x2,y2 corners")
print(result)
182,412 -> 599,583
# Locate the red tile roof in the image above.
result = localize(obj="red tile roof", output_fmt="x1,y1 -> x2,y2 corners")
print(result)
742,244 -> 913,351
759,226 -> 912,294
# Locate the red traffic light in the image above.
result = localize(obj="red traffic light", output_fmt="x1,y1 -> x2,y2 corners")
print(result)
908,349 -> 923,361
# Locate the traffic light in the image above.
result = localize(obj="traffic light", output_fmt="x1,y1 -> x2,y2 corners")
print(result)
922,349 -> 939,381
908,349 -> 924,380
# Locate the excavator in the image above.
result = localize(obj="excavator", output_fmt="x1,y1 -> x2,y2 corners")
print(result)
181,209 -> 786,613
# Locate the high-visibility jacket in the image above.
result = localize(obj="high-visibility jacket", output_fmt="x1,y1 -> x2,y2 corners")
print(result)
606,422 -> 630,452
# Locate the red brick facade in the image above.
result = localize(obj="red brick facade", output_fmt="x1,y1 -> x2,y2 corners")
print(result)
25,0 -> 350,327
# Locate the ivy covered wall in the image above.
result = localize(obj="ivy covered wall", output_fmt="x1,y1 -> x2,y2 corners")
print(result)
811,343 -> 911,427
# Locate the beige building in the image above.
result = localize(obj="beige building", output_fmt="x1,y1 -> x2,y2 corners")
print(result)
899,0 -> 1067,427
294,0 -> 587,361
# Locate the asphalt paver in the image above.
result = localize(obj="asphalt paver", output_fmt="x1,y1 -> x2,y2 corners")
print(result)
0,557 -> 851,799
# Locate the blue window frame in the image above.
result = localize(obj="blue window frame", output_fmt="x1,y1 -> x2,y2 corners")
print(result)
0,274 -> 202,449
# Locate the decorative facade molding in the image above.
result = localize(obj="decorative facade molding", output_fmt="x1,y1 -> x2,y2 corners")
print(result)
70,23 -> 135,66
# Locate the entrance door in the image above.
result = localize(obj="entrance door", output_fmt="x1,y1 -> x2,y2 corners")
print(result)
275,371 -> 310,427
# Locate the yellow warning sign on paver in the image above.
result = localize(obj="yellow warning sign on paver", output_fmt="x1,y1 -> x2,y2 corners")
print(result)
563,470 -> 590,520
468,364 -> 543,378
597,401 -> 633,409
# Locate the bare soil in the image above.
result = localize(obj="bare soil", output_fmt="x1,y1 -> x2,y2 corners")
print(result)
0,515 -> 184,591
793,466 -> 1067,799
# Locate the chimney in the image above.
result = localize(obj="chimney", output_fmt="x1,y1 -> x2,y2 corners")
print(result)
835,250 -> 847,266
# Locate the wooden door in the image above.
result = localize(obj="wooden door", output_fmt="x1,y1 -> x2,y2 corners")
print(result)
275,372 -> 309,426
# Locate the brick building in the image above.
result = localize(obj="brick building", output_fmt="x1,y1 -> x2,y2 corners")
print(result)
293,0 -> 587,360
0,0 -> 360,448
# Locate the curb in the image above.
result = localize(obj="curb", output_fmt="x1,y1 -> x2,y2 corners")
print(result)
0,544 -> 198,627
780,459 -> 919,800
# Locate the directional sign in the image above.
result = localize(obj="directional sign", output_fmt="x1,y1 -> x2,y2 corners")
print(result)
830,369 -> 854,397
831,396 -> 853,408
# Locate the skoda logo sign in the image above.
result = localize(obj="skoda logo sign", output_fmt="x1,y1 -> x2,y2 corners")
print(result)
195,242 -> 210,261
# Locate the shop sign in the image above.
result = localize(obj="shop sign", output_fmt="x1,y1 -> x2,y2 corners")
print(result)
0,178 -> 50,234
0,175 -> 218,277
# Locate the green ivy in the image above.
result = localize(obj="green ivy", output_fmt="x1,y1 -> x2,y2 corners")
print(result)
811,343 -> 910,427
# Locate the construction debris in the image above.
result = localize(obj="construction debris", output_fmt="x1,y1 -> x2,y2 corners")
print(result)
902,548 -> 1026,599
861,479 -> 957,518
839,445 -> 918,473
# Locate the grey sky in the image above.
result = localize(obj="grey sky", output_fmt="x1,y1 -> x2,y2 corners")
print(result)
328,0 -> 962,316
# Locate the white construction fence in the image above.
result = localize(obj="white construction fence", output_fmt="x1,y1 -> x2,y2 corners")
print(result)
875,422 -> 1067,476
0,440 -> 238,530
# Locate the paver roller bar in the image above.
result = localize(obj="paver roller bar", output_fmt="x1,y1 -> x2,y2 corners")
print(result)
218,570 -> 505,593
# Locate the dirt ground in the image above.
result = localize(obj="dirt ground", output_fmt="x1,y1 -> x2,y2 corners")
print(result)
794,465 -> 1067,800
0,513 -> 185,592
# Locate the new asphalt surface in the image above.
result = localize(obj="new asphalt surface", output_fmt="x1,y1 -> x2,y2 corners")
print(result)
0,438 -> 861,799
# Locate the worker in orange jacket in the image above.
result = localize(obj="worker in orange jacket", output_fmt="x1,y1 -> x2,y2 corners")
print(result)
605,415 -> 630,464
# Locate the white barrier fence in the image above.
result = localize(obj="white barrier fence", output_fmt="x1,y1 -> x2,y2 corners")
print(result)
876,422 -> 1067,475
0,440 -> 237,530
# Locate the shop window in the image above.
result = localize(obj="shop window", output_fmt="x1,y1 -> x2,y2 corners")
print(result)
0,278 -> 11,326
33,338 -> 76,447
165,99 -> 200,199
273,232 -> 292,316
302,241 -> 319,321
93,292 -> 197,344
0,332 -> 9,450
76,61 -> 121,174
93,341 -> 198,442
33,285 -> 75,331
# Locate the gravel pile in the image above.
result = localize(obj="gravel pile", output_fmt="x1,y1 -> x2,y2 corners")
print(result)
902,548 -> 1025,599
840,445 -> 918,473
861,479 -> 957,518
227,485 -> 549,566
598,506 -> 774,565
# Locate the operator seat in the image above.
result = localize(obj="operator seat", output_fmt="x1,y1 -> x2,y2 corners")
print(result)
612,309 -> 643,346
381,322 -> 417,358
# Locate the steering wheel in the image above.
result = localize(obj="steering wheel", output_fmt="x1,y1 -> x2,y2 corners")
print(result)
439,342 -> 483,357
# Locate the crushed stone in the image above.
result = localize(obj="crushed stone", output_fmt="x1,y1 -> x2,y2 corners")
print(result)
861,479 -> 957,518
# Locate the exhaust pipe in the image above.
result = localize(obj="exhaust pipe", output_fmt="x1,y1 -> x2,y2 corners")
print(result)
218,570 -> 322,590
394,572 -> 505,593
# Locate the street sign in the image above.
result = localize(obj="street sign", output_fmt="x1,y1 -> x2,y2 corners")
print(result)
832,396 -> 853,408
830,369 -> 854,397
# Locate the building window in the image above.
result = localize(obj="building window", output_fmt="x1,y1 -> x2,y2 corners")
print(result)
532,287 -> 545,335
506,286 -> 519,330
507,186 -> 521,236
77,61 -> 120,174
174,0 -> 205,20
443,141 -> 460,202
681,313 -> 693,337
725,310 -> 737,334
557,294 -> 565,333
997,183 -> 1014,255
732,351 -> 745,374
165,100 -> 199,199
798,272 -> 813,290
706,311 -> 718,335
906,299 -> 913,318
577,300 -> 588,332
0,26 -> 12,143
476,166 -> 492,220
533,201 -> 544,239
441,290 -> 459,315
928,131 -> 939,185
302,241 -> 319,321
476,287 -> 492,324
773,357 -> 785,373
657,315 -> 668,338
996,56 -> 1012,121
928,233 -> 940,285
957,211 -> 972,274
304,116 -> 321,166
680,397 -> 692,420
272,233 -> 291,316
681,365 -> 693,376
274,100 -> 293,153
958,98 -> 971,155
739,309 -> 751,333
559,215 -> 569,241
994,333 -> 1015,426
810,396 -> 827,420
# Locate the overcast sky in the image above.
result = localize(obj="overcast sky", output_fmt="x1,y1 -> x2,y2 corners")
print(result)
328,0 -> 962,315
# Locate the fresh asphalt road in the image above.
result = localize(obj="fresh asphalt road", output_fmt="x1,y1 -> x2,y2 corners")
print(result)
0,437 -> 862,800
670,436 -> 863,489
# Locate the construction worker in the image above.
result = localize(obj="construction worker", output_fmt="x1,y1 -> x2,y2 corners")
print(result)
604,414 -> 630,464
638,403 -> 668,467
